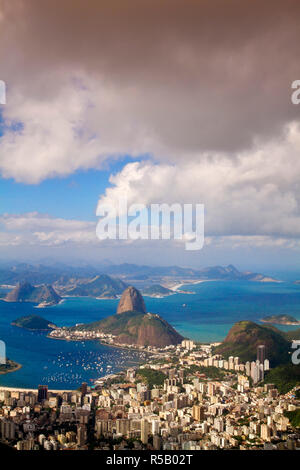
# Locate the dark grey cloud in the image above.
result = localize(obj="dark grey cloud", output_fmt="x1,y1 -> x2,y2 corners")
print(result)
0,0 -> 300,156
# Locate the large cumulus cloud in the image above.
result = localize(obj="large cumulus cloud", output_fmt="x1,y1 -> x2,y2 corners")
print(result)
0,0 -> 300,183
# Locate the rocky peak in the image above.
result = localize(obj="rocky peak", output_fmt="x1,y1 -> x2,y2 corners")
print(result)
116,286 -> 147,314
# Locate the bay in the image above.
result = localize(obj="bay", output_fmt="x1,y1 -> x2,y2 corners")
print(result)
1,279 -> 300,389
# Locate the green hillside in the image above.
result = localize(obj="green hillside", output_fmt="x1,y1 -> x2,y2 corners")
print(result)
70,310 -> 183,347
264,364 -> 300,394
284,409 -> 300,427
215,321 -> 290,366
12,314 -> 57,331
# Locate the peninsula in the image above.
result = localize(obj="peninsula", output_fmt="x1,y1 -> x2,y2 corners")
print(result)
49,286 -> 183,348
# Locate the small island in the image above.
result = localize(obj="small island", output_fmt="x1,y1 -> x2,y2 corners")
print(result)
260,314 -> 300,326
0,359 -> 22,375
12,314 -> 57,331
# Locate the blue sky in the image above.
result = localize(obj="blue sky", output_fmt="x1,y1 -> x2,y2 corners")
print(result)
1,157 -> 134,221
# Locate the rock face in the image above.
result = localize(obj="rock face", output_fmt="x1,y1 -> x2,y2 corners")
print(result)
5,282 -> 61,305
115,312 -> 184,347
117,286 -> 147,314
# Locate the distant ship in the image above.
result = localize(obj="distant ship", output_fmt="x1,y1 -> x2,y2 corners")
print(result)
182,303 -> 187,308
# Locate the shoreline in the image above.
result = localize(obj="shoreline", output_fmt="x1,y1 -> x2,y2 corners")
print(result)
0,360 -> 22,376
167,279 -> 215,291
11,323 -> 54,332
0,386 -> 73,393
47,332 -> 152,355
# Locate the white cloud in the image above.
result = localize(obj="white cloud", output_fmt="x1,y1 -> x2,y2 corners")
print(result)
0,74 -> 168,184
1,211 -> 300,266
0,212 -> 97,246
97,122 -> 300,239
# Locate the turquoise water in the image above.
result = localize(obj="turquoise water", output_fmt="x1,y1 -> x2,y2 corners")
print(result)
1,280 -> 300,389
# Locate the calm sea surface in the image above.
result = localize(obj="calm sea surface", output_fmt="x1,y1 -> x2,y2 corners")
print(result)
1,279 -> 300,389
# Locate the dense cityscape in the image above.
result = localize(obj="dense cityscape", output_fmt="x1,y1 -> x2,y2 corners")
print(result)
1,340 -> 299,451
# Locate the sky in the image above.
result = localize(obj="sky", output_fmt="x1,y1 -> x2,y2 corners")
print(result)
0,0 -> 300,271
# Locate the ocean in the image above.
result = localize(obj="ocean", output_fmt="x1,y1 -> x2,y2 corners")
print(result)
1,279 -> 300,389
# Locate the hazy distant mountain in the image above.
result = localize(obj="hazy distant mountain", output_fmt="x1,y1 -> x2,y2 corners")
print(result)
0,263 -> 101,285
103,263 -> 199,278
4,282 -> 61,305
0,262 -> 278,288
60,275 -> 128,298
193,264 -> 278,282
103,263 -> 278,282
142,284 -> 174,297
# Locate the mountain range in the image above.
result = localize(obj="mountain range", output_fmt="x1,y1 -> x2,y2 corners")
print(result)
0,262 -> 279,289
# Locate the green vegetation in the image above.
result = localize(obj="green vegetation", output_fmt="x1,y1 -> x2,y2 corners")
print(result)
70,310 -> 183,347
264,364 -> 300,394
284,409 -> 300,428
215,321 -> 290,366
106,376 -> 127,385
185,365 -> 226,380
285,328 -> 300,341
136,368 -> 166,388
12,314 -> 56,330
